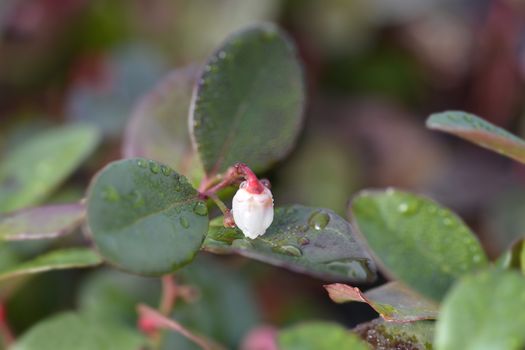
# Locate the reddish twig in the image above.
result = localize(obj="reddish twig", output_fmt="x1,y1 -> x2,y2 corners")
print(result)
137,304 -> 224,350
0,303 -> 14,347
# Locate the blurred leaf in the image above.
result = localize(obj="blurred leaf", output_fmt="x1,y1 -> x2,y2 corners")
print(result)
0,248 -> 101,282
273,134 -> 361,216
157,0 -> 279,62
67,45 -> 168,137
78,268 -> 160,325
122,65 -> 200,176
162,256 -> 260,350
86,158 -> 208,276
278,321 -> 370,350
11,312 -> 145,350
0,125 -> 100,213
0,203 -> 84,241
351,189 -> 487,300
191,23 -> 305,175
482,187 -> 525,256
435,270 -> 525,350
427,111 -> 525,164
204,205 -> 376,282
354,318 -> 434,350
496,238 -> 525,274
325,282 -> 438,322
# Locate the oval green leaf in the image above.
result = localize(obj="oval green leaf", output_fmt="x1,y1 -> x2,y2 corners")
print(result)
325,282 -> 439,322
278,321 -> 370,350
12,312 -> 145,350
190,23 -> 305,175
123,65 -> 200,175
0,125 -> 100,212
86,158 -> 209,276
426,111 -> 525,164
0,203 -> 85,241
435,269 -> 525,350
0,248 -> 101,282
351,188 -> 488,301
203,205 -> 376,282
354,318 -> 434,350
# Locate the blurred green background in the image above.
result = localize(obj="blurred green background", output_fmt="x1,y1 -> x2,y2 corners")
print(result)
1,0 -> 525,348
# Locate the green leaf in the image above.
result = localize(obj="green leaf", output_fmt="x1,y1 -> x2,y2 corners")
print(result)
203,205 -> 376,282
78,268 -> 161,325
0,125 -> 100,212
426,111 -> 525,164
123,65 -> 200,175
0,248 -> 101,282
278,321 -> 370,350
12,312 -> 145,350
86,158 -> 209,276
351,189 -> 488,301
0,204 -> 85,241
325,282 -> 438,322
435,269 -> 525,350
496,238 -> 525,274
191,23 -> 305,175
354,318 -> 435,350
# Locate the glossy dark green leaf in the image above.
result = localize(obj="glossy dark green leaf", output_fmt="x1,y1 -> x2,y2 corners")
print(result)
0,248 -> 101,282
354,318 -> 434,350
435,270 -> 525,350
325,282 -> 438,322
0,204 -> 84,241
123,65 -> 200,177
86,158 -> 209,276
190,23 -> 305,175
278,321 -> 370,350
11,312 -> 145,350
351,189 -> 487,300
0,125 -> 100,212
426,111 -> 525,164
203,205 -> 376,282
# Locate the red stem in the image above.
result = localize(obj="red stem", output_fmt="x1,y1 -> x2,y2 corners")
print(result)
0,303 -> 14,347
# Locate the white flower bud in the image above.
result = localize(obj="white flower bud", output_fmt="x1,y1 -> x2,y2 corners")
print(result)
232,181 -> 274,239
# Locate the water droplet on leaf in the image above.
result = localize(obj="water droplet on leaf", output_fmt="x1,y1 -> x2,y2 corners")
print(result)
180,217 -> 190,228
161,165 -> 172,176
273,244 -> 302,257
136,159 -> 147,168
149,161 -> 160,174
308,211 -> 330,230
297,237 -> 310,246
102,186 -> 120,202
193,202 -> 208,216
232,238 -> 253,249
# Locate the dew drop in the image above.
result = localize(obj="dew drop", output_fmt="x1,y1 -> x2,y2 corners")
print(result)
160,165 -> 172,176
136,159 -> 147,168
193,202 -> 208,216
272,244 -> 302,257
297,237 -> 310,246
130,189 -> 144,208
232,238 -> 253,249
180,217 -> 190,229
149,161 -> 160,174
102,186 -> 120,202
324,259 -> 372,281
442,217 -> 454,227
397,198 -> 419,215
285,207 -> 297,215
308,211 -> 330,230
